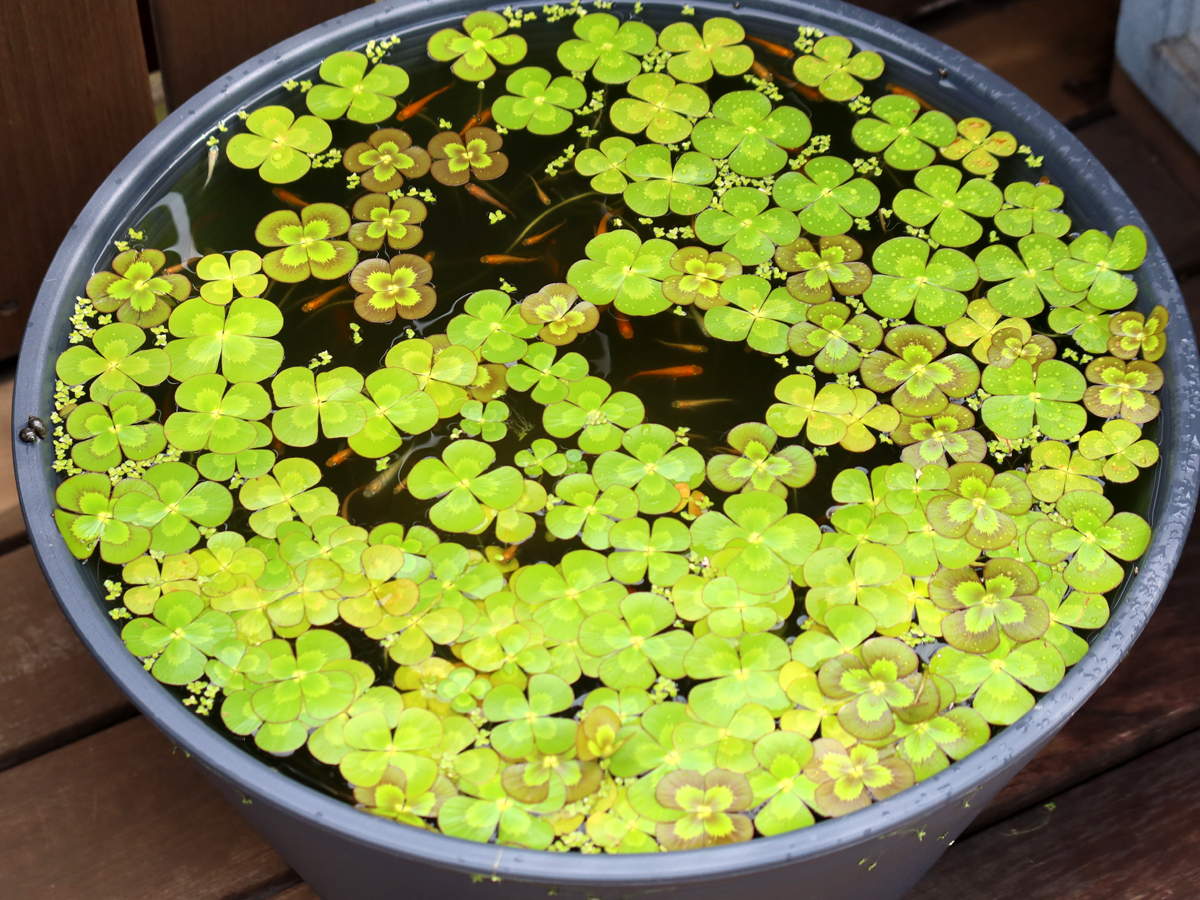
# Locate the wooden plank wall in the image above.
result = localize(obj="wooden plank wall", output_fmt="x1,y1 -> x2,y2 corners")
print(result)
146,0 -> 374,110
0,0 -> 156,362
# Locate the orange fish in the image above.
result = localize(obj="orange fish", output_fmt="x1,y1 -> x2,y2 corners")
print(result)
272,187 -> 309,208
746,35 -> 795,58
480,254 -> 540,265
615,309 -> 634,339
522,221 -> 564,246
465,183 -> 513,215
340,485 -> 364,520
886,84 -> 933,111
751,61 -> 775,81
164,256 -> 201,274
326,447 -> 356,467
302,283 -> 350,312
671,398 -> 731,409
627,365 -> 703,381
424,250 -> 436,263
657,339 -> 707,354
596,210 -> 615,236
501,544 -> 520,563
396,83 -> 454,122
530,176 -> 551,206
460,108 -> 493,134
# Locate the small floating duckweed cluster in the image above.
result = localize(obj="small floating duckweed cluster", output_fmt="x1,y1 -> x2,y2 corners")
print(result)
49,4 -> 1165,853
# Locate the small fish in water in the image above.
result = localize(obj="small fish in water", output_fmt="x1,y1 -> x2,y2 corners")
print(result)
657,339 -> 708,354
751,60 -> 775,81
392,477 -> 407,494
501,544 -> 520,563
396,82 -> 454,122
523,221 -> 564,246
746,35 -> 795,58
302,283 -> 350,312
615,309 -> 634,339
1038,175 -> 1052,185
596,210 -> 615,236
364,458 -> 404,498
204,145 -> 218,189
326,447 -> 356,467
688,306 -> 710,337
627,365 -> 703,381
671,398 -> 732,410
480,253 -> 540,265
424,250 -> 436,263
530,175 -> 551,206
165,256 -> 201,275
340,485 -> 364,520
272,187 -> 309,208
465,183 -> 514,215
886,84 -> 933,111
460,107 -> 493,134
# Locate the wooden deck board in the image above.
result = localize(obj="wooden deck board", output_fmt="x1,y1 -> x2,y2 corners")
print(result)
0,716 -> 292,900
907,727 -> 1200,899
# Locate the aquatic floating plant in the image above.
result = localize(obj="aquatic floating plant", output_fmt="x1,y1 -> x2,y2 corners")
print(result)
49,5 -> 1164,856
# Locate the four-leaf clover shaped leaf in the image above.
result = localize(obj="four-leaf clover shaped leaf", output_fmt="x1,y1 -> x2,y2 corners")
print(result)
863,237 -> 978,327
658,17 -> 754,83
350,254 -> 436,323
994,181 -> 1071,238
622,145 -> 716,218
339,707 -> 442,789
519,283 -> 600,346
892,404 -> 986,468
1026,440 -> 1103,503
85,248 -> 190,327
705,421 -> 815,496
653,769 -> 754,849
226,105 -> 333,183
545,474 -> 639,549
766,373 -> 856,445
342,128 -> 431,193
306,50 -> 409,122
1078,420 -> 1159,483
892,165 -> 1003,248
940,117 -> 1017,175
662,246 -> 742,308
788,300 -> 883,374
793,35 -> 884,101
1083,356 -> 1163,424
817,637 -> 924,740
447,289 -> 540,362
66,390 -> 166,471
239,458 -> 338,538
593,423 -> 706,515
1027,491 -> 1151,593
861,324 -> 980,416
981,357 -> 1087,439
684,632 -> 792,719
695,186 -> 801,266
926,462 -> 1033,551
557,13 -> 657,83
384,337 -> 478,418
690,491 -> 820,595
1047,300 -> 1114,355
493,66 -> 587,134
803,739 -> 914,817
772,157 -> 881,236
574,136 -> 636,193
704,275 -> 804,354
270,366 -> 367,448
611,73 -> 710,144
929,558 -> 1049,653
776,235 -> 872,305
348,193 -> 428,252
113,461 -> 233,555
122,591 -> 235,685
408,440 -> 524,534
483,673 -> 576,759
428,11 -> 528,81
165,296 -> 284,383
56,322 -> 169,403
581,592 -> 694,690
507,341 -> 589,404
975,234 -> 1082,317
255,202 -> 357,282
165,373 -> 271,454
691,91 -> 812,177
607,516 -> 691,587
851,95 -> 956,170
931,635 -> 1065,726
428,127 -> 509,185
566,231 -> 676,315
1053,226 -> 1147,311
1107,305 -> 1168,362
195,251 -> 268,306
54,473 -> 153,563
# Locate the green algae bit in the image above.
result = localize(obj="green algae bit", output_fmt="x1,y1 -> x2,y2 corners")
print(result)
49,5 -> 1161,855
